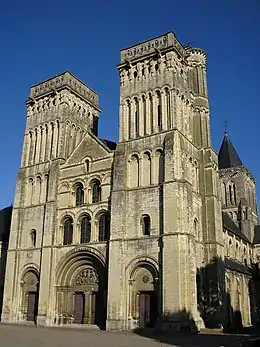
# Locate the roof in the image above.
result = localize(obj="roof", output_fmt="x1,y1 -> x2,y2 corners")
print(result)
253,225 -> 260,244
222,211 -> 251,243
0,206 -> 12,243
224,257 -> 252,275
218,132 -> 243,170
99,139 -> 117,151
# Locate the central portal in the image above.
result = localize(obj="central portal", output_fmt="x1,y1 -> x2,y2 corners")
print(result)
56,253 -> 107,329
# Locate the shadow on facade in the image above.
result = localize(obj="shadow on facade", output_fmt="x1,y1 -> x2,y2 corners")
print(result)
0,206 -> 12,320
133,256 -> 260,345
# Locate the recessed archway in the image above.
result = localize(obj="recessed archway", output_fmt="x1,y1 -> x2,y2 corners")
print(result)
55,249 -> 107,328
20,268 -> 39,323
129,262 -> 159,328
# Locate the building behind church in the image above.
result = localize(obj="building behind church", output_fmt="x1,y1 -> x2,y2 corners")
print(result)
1,31 -> 260,331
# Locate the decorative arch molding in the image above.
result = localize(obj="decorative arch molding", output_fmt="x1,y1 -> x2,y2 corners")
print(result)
126,255 -> 159,279
140,149 -> 152,158
71,178 -> 85,188
74,209 -> 92,222
86,174 -> 102,186
55,246 -> 106,286
153,147 -> 164,155
19,264 -> 40,283
92,206 -> 109,219
58,182 -> 69,193
127,152 -> 140,162
59,211 -> 75,224
101,172 -> 111,185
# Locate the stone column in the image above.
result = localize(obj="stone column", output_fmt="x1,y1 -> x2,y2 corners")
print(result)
84,291 -> 90,324
74,222 -> 80,244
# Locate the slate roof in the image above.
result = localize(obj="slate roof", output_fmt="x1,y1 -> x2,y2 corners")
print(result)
224,257 -> 252,275
222,211 -> 251,243
99,138 -> 117,151
0,206 -> 12,243
218,132 -> 243,170
253,225 -> 260,244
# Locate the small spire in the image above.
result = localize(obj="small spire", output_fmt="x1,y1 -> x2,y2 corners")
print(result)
224,120 -> 228,135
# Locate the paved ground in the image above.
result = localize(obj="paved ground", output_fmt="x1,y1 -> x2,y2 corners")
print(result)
0,323 -> 253,347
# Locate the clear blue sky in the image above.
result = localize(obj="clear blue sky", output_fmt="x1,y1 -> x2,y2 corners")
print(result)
0,1 -> 259,209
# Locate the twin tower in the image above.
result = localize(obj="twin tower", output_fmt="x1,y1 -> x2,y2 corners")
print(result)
2,32 -> 223,330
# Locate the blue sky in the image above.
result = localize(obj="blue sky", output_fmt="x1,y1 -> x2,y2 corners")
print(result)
0,1 -> 259,208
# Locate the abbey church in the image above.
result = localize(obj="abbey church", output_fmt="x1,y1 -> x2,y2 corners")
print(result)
1,31 -> 260,331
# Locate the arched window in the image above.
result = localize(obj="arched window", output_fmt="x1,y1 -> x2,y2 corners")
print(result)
130,154 -> 139,187
75,182 -> 84,206
91,180 -> 101,203
30,229 -> 36,247
80,215 -> 91,243
63,217 -> 73,245
134,97 -> 139,136
165,88 -> 171,129
233,184 -> 237,205
194,218 -> 199,240
34,176 -> 41,205
142,95 -> 146,135
156,91 -> 162,131
155,149 -> 164,184
27,178 -> 33,205
98,212 -> 110,242
228,182 -> 236,205
127,100 -> 131,140
149,93 -> 153,133
142,214 -> 151,236
222,183 -> 227,206
85,159 -> 90,173
229,185 -> 233,205
142,152 -> 151,186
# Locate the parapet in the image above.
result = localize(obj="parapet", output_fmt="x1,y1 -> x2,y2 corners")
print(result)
29,71 -> 99,108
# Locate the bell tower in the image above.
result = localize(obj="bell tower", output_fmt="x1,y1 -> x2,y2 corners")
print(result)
107,32 -> 223,331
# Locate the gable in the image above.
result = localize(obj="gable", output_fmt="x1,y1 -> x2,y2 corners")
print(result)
66,132 -> 111,165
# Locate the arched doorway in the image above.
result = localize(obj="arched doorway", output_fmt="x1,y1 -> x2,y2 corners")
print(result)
129,264 -> 158,328
21,270 -> 39,323
55,250 -> 106,328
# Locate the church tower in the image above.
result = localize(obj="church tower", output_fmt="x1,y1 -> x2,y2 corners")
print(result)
107,33 -> 223,330
218,131 -> 258,241
1,72 -> 101,324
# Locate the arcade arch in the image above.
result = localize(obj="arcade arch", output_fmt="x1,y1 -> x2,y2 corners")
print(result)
55,250 -> 107,328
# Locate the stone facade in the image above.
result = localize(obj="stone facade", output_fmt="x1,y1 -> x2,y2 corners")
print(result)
1,32 -> 260,331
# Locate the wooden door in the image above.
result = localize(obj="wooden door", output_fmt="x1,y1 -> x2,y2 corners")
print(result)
139,293 -> 151,328
74,293 -> 84,324
27,292 -> 37,322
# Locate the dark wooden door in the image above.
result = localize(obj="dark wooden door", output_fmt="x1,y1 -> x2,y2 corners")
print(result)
27,292 -> 37,322
139,293 -> 151,328
91,292 -> 97,324
74,293 -> 84,324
